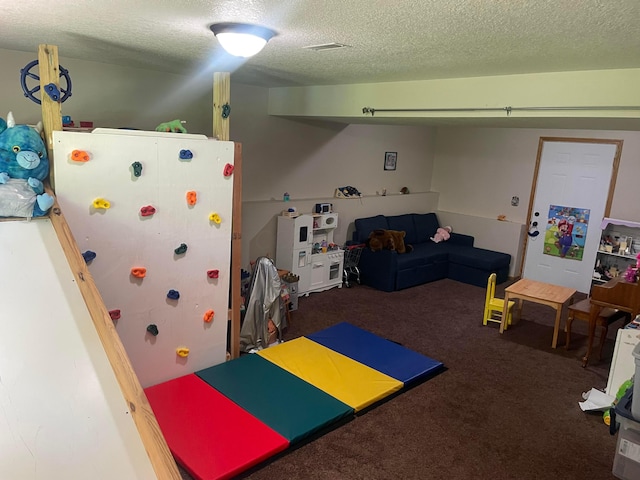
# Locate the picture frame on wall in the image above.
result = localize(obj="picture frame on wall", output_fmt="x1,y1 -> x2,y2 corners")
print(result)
384,152 -> 397,171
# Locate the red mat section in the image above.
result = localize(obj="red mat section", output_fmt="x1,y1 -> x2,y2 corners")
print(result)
145,374 -> 289,480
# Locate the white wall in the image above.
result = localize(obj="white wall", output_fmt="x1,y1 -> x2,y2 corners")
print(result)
0,48 -> 213,133
433,127 -> 640,275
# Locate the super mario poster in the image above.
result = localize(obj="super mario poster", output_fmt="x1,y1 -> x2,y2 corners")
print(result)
542,205 -> 590,261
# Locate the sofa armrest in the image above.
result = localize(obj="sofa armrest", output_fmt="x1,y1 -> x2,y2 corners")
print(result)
448,233 -> 474,247
358,248 -> 398,292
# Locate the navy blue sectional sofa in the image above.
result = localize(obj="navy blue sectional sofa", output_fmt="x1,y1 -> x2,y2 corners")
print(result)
352,213 -> 511,292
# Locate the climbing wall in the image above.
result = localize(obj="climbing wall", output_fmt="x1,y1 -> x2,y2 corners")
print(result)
53,129 -> 235,388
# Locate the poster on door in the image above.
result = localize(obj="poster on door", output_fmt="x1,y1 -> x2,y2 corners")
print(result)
542,205 -> 590,261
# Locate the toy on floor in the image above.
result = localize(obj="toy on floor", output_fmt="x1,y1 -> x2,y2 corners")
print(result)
603,378 -> 633,426
0,112 -> 54,217
430,226 -> 452,243
155,119 -> 187,133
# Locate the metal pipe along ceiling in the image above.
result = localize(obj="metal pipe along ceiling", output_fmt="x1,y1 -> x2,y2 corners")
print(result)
362,106 -> 640,116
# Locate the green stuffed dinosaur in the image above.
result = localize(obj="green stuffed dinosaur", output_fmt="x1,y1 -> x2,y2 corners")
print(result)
155,119 -> 187,133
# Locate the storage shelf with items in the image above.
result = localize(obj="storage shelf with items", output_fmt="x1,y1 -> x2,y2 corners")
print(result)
593,218 -> 640,286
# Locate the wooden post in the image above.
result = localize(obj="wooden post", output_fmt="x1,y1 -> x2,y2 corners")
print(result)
38,44 -> 63,190
213,72 -> 230,141
213,71 -> 242,358
230,143 -> 243,359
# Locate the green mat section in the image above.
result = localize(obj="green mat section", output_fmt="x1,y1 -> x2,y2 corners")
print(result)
196,354 -> 354,444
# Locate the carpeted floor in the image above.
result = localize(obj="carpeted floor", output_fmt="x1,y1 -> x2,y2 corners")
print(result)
179,278 -> 625,480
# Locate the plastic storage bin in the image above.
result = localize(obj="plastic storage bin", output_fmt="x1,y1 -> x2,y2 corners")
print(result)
633,342 -> 640,420
613,390 -> 640,479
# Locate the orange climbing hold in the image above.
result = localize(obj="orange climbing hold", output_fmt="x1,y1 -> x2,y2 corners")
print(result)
203,310 -> 215,323
71,149 -> 90,162
131,267 -> 147,278
186,190 -> 197,206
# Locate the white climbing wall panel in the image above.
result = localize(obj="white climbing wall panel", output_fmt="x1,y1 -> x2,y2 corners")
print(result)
54,129 -> 234,388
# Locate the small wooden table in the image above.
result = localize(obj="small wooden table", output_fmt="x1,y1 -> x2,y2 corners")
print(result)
500,278 -> 576,348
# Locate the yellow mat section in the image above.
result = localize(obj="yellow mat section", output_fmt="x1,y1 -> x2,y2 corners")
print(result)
258,337 -> 403,412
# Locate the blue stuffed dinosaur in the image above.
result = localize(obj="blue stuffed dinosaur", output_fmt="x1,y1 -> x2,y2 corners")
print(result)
0,112 -> 54,217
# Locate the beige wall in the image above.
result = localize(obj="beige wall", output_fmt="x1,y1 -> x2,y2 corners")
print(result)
433,127 -> 640,275
3,47 -> 639,274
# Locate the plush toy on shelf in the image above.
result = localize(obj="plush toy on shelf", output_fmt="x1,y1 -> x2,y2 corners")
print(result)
431,226 -> 452,243
0,112 -> 54,218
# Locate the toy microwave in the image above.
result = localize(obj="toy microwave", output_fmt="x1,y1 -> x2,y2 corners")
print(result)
315,203 -> 332,214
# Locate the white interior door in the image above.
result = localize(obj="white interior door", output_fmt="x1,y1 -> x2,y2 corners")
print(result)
523,139 -> 619,293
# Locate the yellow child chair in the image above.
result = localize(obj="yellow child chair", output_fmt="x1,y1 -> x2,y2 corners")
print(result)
483,273 -> 515,329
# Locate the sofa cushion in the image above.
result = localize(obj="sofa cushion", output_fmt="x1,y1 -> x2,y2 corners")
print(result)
387,214 -> 418,245
447,246 -> 511,270
354,215 -> 388,243
412,213 -> 440,243
402,242 -> 450,267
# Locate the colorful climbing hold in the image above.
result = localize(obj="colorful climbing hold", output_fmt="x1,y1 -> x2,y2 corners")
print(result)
131,161 -> 143,177
223,163 -> 234,177
203,310 -> 215,323
82,250 -> 97,263
186,190 -> 197,206
109,309 -> 121,321
92,198 -> 111,209
167,289 -> 180,300
131,267 -> 147,278
179,149 -> 193,160
209,212 -> 221,224
174,243 -> 188,255
140,205 -> 156,217
71,149 -> 90,162
207,269 -> 220,279
147,324 -> 159,336
44,83 -> 61,102
176,347 -> 190,358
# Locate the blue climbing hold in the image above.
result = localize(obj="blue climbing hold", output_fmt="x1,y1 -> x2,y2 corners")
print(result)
179,149 -> 193,160
44,83 -> 61,102
167,289 -> 180,300
82,250 -> 97,263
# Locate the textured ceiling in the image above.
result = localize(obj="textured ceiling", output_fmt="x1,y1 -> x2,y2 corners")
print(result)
3,0 -> 640,88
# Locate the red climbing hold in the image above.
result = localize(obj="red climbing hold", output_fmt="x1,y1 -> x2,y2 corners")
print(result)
109,309 -> 121,320
223,163 -> 234,177
207,269 -> 220,279
140,205 -> 157,217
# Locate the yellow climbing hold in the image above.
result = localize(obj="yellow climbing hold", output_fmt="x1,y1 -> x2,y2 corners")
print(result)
176,347 -> 190,358
92,197 -> 111,209
209,212 -> 221,224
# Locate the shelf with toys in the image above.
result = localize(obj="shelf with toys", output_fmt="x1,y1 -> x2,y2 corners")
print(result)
593,218 -> 640,285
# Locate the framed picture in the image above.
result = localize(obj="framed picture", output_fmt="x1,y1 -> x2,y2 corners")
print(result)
384,152 -> 397,171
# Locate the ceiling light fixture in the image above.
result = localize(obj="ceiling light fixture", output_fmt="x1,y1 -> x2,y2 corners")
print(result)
210,22 -> 276,58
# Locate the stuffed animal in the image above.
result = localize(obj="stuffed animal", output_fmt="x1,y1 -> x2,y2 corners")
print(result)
0,112 -> 54,217
431,226 -> 452,243
367,229 -> 413,254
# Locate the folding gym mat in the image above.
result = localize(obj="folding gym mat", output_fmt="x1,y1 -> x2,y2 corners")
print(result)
195,353 -> 354,444
258,337 -> 404,412
307,321 -> 445,385
144,373 -> 289,480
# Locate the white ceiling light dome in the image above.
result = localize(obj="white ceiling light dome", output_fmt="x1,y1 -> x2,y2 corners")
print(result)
210,22 -> 277,58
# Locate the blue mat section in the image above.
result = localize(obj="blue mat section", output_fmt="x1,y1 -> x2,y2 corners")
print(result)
196,354 -> 354,445
307,322 -> 444,384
